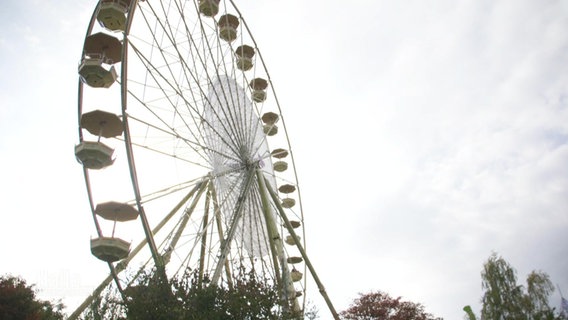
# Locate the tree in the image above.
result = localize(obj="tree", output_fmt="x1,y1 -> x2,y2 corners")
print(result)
464,253 -> 567,320
123,271 -> 181,320
0,274 -> 65,320
340,291 -> 443,320
83,268 -> 304,320
80,289 -> 124,320
481,253 -> 526,319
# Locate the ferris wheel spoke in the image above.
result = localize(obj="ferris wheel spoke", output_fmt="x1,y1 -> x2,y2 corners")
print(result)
210,166 -> 257,284
131,7 -> 262,168
125,112 -> 241,166
207,180 -> 235,287
127,25 -> 244,158
162,179 -> 208,264
196,185 -> 211,285
135,177 -> 205,206
138,2 -> 211,119
243,183 -> 271,257
200,58 -> 249,149
127,43 -> 243,162
203,76 -> 264,168
182,15 -> 253,149
162,171 -> 250,280
142,1 -> 249,151
127,42 -> 245,162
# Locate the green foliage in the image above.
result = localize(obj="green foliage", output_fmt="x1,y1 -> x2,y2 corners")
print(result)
0,274 -> 65,320
481,253 -> 526,319
465,253 -> 567,320
172,270 -> 286,319
463,305 -> 476,320
80,289 -> 125,320
124,271 -> 181,320
303,302 -> 320,320
525,271 -> 554,315
340,291 -> 443,320
84,268 -> 305,320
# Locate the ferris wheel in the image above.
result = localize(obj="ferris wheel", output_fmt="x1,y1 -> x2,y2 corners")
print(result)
71,0 -> 338,318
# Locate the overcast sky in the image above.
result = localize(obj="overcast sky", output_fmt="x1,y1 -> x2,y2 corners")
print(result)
1,0 -> 567,319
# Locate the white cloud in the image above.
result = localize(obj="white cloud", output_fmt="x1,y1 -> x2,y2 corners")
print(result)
273,0 -> 568,317
1,0 -> 567,319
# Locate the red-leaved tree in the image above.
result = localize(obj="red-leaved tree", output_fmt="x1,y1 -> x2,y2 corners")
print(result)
0,274 -> 65,320
340,291 -> 442,320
